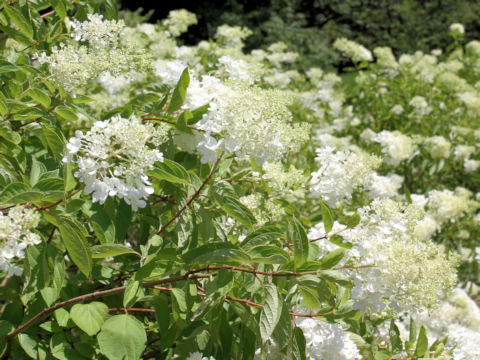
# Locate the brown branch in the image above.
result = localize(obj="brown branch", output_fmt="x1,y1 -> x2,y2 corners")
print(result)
156,156 -> 222,235
36,190 -> 80,211
6,272 -> 210,340
109,308 -> 155,313
309,227 -> 348,242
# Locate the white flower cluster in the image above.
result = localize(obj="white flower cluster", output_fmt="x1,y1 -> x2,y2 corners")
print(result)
336,199 -> 458,313
367,172 -> 403,199
413,288 -> 480,360
185,352 -> 215,360
426,187 -> 479,224
64,116 -> 169,210
214,24 -> 252,49
424,136 -> 451,159
261,162 -> 305,193
70,14 -> 124,49
0,206 -> 41,276
309,146 -> 381,207
176,84 -> 310,165
163,9 -> 197,37
239,193 -> 285,226
370,130 -> 417,166
36,14 -> 150,93
449,23 -> 465,35
333,37 -> 373,62
295,317 -> 361,360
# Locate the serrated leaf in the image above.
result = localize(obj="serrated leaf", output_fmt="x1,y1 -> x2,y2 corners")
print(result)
271,300 -> 291,350
215,195 -> 256,229
58,216 -> 92,277
318,248 -> 344,269
148,159 -> 190,184
192,270 -> 233,321
4,5 -> 33,39
288,218 -> 308,268
291,327 -> 306,360
29,88 -> 51,108
70,302 -> 108,336
91,244 -> 140,259
55,105 -> 77,121
248,246 -> 289,264
415,326 -> 428,357
183,243 -> 250,265
390,320 -> 403,354
345,213 -> 360,228
50,0 -> 67,20
259,284 -> 282,342
0,182 -> 44,204
321,201 -> 334,233
98,315 -> 146,360
240,226 -> 284,248
167,67 -> 190,113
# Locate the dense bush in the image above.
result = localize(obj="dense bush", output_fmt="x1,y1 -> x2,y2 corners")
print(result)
1,1 -> 480,359
142,0 -> 480,70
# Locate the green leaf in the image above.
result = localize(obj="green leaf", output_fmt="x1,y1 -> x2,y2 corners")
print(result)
345,213 -> 360,228
321,201 -> 334,233
148,159 -> 190,184
91,244 -> 139,259
105,0 -> 118,20
43,124 -> 65,160
375,349 -> 392,360
55,105 -> 78,121
70,302 -> 108,336
50,0 -> 67,20
123,279 -> 144,309
241,226 -> 284,248
18,333 -> 38,359
415,326 -> 428,358
259,284 -> 282,343
192,270 -> 234,321
288,218 -> 309,268
4,5 -> 33,39
183,243 -> 250,265
318,248 -> 344,269
167,67 -> 190,113
248,246 -> 289,264
177,109 -> 193,133
271,300 -> 291,350
390,320 -> 403,354
291,327 -> 306,360
98,315 -> 147,360
0,60 -> 18,74
214,195 -> 256,229
320,270 -> 352,287
0,182 -> 44,204
58,216 -> 92,277
29,88 -> 51,108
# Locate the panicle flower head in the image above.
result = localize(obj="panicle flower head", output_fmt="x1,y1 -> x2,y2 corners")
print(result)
333,37 -> 373,62
0,206 -> 41,276
309,146 -> 381,207
64,116 -> 169,210
427,188 -> 479,224
36,13 -> 150,93
163,9 -> 197,37
261,162 -> 305,193
192,85 -> 310,164
70,14 -> 125,49
371,130 -> 417,166
215,24 -> 252,49
295,316 -> 361,360
424,136 -> 451,159
341,199 -> 459,314
367,172 -> 403,199
374,46 -> 398,71
449,23 -> 465,35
